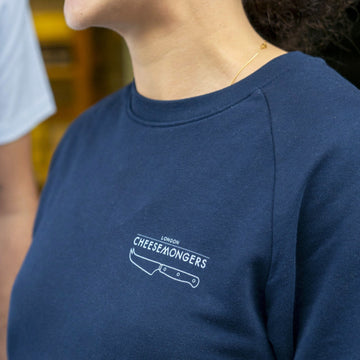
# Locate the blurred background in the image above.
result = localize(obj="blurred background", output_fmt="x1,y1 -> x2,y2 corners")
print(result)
30,0 -> 360,189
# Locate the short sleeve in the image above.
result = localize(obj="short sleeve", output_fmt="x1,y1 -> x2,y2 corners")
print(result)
0,0 -> 56,145
293,129 -> 360,359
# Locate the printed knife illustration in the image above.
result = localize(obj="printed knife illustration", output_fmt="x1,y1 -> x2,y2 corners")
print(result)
129,248 -> 200,288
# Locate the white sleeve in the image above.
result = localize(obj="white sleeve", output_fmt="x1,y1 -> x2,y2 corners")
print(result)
0,0 -> 56,145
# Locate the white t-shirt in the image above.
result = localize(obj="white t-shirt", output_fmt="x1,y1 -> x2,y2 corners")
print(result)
0,0 -> 56,145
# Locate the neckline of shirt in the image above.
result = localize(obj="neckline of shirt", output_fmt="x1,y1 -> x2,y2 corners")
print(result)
126,51 -> 323,127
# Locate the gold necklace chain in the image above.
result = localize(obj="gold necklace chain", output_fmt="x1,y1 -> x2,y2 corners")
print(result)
230,42 -> 268,85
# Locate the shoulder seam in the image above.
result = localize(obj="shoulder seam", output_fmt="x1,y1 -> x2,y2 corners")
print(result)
256,66 -> 293,290
259,66 -> 293,92
258,86 -> 277,292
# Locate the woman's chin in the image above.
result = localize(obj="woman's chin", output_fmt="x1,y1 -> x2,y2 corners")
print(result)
64,1 -> 92,30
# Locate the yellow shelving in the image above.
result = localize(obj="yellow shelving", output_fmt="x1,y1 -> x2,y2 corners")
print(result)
33,11 -> 73,44
31,10 -> 95,187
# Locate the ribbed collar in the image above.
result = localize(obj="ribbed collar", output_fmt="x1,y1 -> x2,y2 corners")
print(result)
127,51 -> 322,127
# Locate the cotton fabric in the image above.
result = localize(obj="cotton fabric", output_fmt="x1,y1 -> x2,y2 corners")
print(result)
7,51 -> 360,359
0,0 -> 55,144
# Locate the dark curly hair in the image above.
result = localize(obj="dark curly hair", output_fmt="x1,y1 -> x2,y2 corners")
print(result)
242,0 -> 359,56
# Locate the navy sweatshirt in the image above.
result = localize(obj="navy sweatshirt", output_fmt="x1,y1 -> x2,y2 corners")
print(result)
7,51 -> 360,359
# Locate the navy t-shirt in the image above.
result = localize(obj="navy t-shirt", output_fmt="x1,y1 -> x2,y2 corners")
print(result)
7,51 -> 360,359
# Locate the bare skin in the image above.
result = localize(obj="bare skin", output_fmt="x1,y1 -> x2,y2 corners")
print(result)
0,134 -> 38,360
64,0 -> 287,101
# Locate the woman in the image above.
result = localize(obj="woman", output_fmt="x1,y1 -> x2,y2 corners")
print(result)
7,1 -> 360,359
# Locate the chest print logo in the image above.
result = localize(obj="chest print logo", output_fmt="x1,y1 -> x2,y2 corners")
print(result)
129,248 -> 200,288
129,234 -> 210,288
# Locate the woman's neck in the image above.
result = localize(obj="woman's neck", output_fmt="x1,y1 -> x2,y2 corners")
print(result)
118,1 -> 287,101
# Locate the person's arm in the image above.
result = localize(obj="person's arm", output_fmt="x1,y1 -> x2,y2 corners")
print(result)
292,130 -> 360,359
260,65 -> 360,358
0,134 -> 38,360
0,1 -> 55,357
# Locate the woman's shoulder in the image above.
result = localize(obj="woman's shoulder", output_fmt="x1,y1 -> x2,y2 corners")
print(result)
260,52 -> 360,146
45,84 -> 132,174
67,83 -> 132,132
262,52 -> 360,112
257,52 -> 360,179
